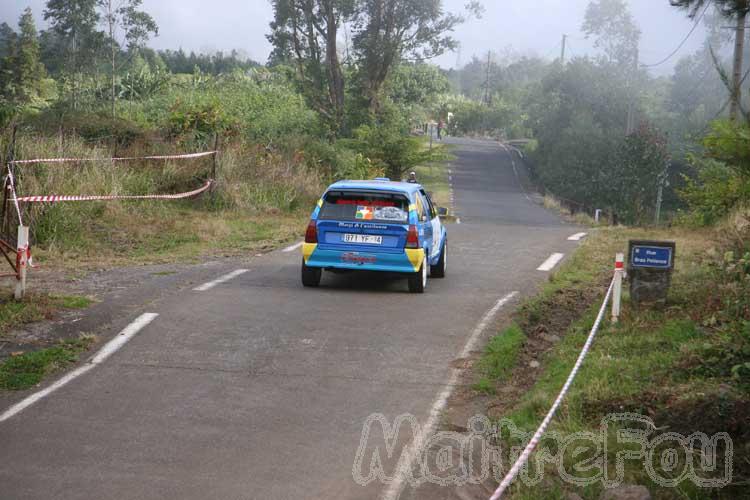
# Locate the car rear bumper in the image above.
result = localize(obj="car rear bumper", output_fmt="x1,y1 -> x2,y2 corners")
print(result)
302,243 -> 424,273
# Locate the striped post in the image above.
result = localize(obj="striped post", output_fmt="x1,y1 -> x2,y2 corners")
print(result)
612,253 -> 625,323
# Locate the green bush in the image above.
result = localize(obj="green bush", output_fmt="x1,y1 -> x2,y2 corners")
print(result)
678,158 -> 750,226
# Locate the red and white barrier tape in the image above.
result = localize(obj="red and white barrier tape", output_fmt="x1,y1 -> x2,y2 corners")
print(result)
489,276 -> 616,500
17,180 -> 213,204
9,150 -> 217,166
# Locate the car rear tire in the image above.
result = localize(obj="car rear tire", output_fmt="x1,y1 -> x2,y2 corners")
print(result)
408,261 -> 427,294
431,241 -> 447,278
301,259 -> 322,287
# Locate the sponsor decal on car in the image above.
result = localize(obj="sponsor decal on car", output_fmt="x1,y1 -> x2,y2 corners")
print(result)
342,253 -> 377,264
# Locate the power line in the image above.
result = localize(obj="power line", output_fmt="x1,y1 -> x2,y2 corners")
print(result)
642,1 -> 712,68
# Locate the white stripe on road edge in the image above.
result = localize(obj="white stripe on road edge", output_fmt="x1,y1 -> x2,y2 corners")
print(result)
90,313 -> 159,364
537,253 -> 565,272
380,291 -> 519,500
567,232 -> 588,241
0,313 -> 158,424
193,269 -> 249,292
282,241 -> 303,253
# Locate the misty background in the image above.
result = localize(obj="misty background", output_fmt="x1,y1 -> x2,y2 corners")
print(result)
0,0 -> 709,74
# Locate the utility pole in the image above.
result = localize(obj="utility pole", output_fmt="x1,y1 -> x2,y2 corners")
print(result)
729,10 -> 747,121
560,34 -> 567,64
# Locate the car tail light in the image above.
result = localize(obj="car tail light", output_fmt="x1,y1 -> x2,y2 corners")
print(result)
305,220 -> 318,243
406,224 -> 419,249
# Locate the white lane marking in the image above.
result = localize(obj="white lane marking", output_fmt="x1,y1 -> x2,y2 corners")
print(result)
567,232 -> 588,241
193,269 -> 249,292
91,313 -> 159,364
380,292 -> 519,500
537,253 -> 565,272
0,313 -> 158,424
282,241 -> 303,253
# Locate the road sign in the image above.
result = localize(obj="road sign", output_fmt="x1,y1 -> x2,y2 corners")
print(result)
627,240 -> 676,306
631,245 -> 673,269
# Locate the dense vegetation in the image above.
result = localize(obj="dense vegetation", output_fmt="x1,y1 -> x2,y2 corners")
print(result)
0,0 -> 470,261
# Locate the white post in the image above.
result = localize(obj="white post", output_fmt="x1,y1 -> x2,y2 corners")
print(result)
15,225 -> 29,300
612,253 -> 624,324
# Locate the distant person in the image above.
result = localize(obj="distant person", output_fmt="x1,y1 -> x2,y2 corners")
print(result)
407,171 -> 418,183
437,119 -> 445,140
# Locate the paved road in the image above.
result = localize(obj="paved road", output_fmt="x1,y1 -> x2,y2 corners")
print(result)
0,137 -> 580,500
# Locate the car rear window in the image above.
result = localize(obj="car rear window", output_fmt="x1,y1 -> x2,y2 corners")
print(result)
319,190 -> 410,223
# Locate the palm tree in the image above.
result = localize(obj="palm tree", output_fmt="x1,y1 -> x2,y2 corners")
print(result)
670,0 -> 750,120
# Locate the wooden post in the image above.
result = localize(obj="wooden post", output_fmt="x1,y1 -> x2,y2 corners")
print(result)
15,225 -> 28,300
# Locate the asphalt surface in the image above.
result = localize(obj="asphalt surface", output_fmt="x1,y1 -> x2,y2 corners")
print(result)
0,137 -> 581,500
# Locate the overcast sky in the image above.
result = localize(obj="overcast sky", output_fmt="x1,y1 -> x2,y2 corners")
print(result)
1,0 -> 708,75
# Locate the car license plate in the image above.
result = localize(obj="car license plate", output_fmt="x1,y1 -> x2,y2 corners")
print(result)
343,234 -> 382,245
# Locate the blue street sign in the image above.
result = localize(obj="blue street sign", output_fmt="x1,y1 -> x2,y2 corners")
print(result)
631,245 -> 673,269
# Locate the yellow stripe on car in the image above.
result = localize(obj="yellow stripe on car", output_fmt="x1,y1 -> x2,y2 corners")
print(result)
302,243 -> 318,263
405,249 -> 425,272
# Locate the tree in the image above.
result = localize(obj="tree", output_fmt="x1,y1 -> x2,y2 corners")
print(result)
582,0 -> 641,68
0,23 -> 17,100
44,0 -> 100,109
670,0 -> 750,122
12,8 -> 47,105
351,0 -> 479,112
0,23 -> 15,60
609,122 -> 670,223
97,0 -> 158,117
268,0 -> 353,137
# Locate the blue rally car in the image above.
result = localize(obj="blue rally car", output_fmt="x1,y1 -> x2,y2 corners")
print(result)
301,179 -> 447,293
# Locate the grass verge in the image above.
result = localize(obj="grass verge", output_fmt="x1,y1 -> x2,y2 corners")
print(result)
475,226 -> 748,499
414,143 -> 453,210
0,336 -> 95,390
474,324 -> 526,395
33,204 -> 306,269
0,293 -> 94,336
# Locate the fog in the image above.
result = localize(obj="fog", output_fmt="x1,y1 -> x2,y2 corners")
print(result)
2,0 -> 707,74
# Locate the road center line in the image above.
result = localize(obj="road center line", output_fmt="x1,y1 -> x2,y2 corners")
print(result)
537,253 -> 565,272
282,241 -> 303,253
567,232 -> 588,241
0,313 -> 158,424
380,291 -> 519,500
193,269 -> 249,291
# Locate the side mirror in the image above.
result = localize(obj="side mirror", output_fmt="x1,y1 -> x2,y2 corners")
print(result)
437,207 -> 449,217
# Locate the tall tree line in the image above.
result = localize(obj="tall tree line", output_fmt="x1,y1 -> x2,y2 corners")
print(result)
0,0 -> 157,114
268,0 -> 483,138
0,8 -> 46,107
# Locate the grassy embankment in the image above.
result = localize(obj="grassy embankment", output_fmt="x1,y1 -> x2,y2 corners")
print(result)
0,293 -> 94,389
473,221 -> 749,499
414,142 -> 453,211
